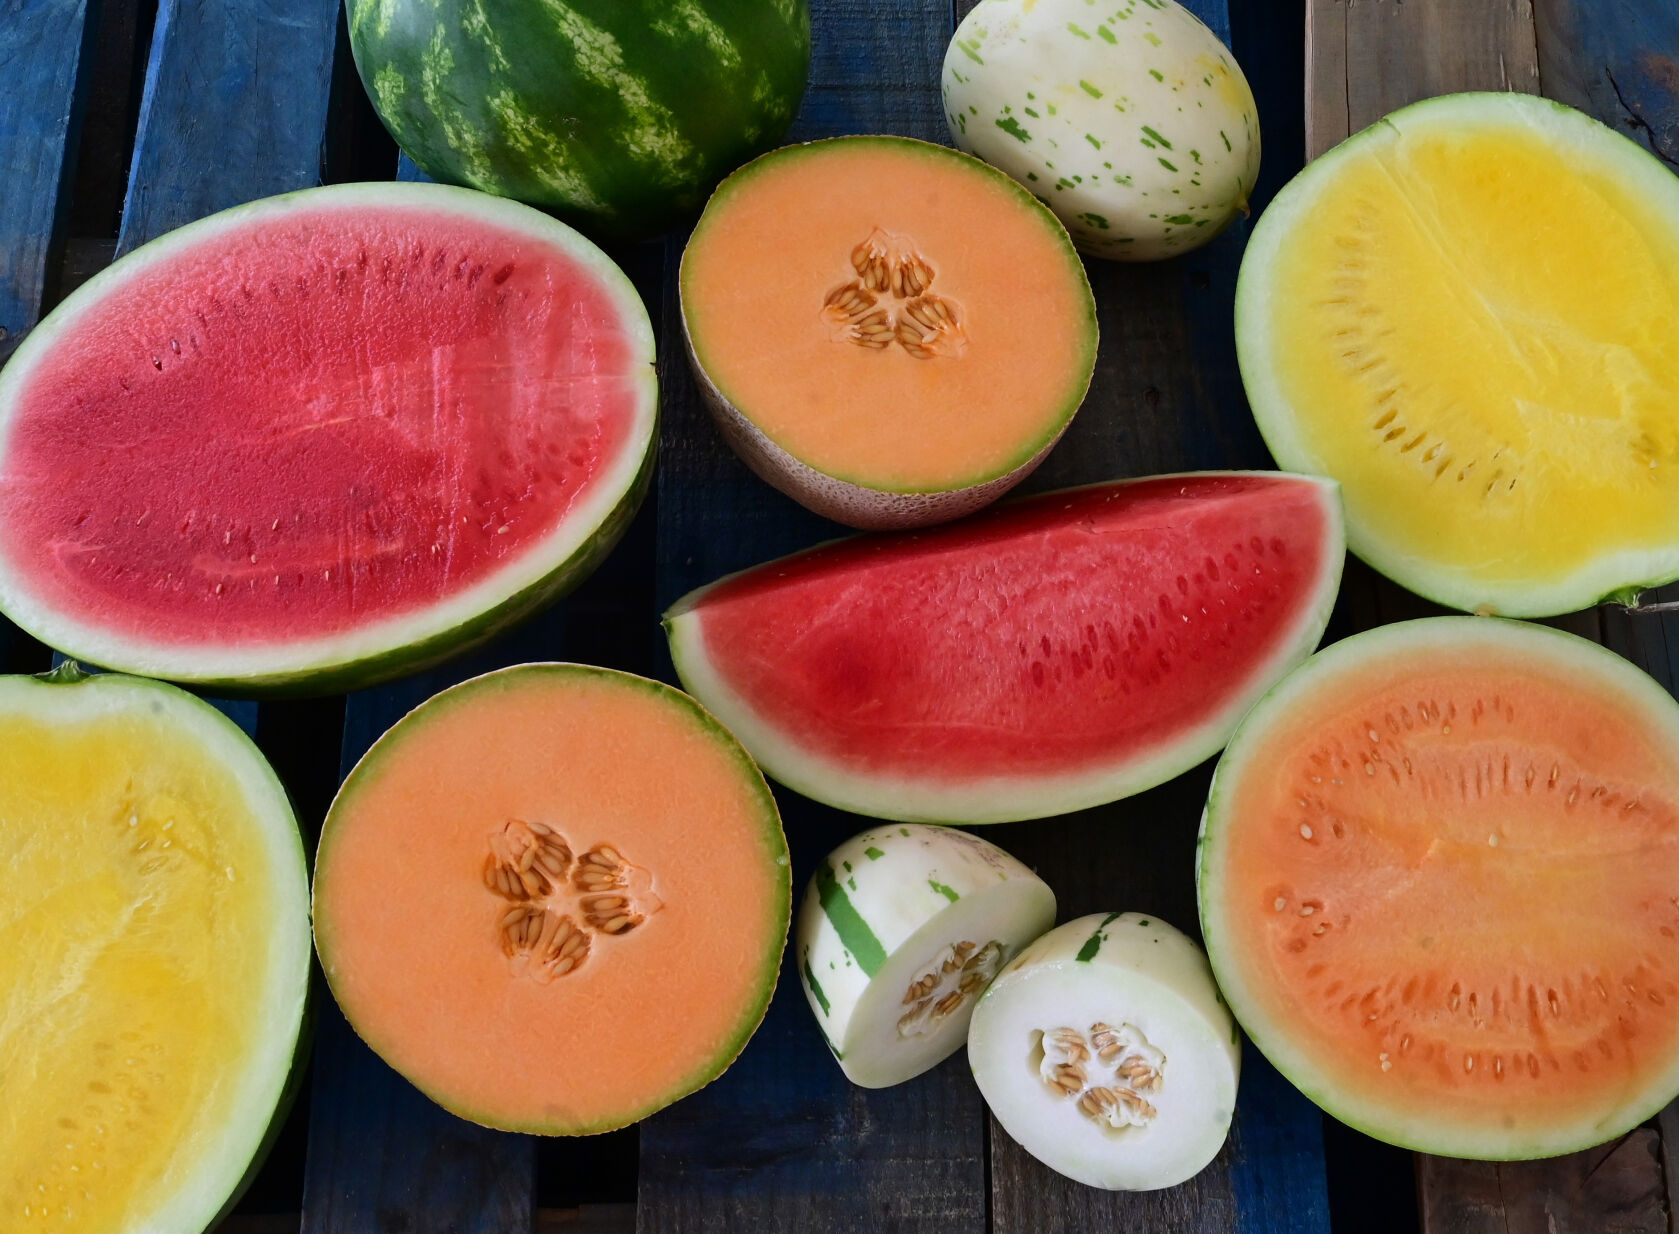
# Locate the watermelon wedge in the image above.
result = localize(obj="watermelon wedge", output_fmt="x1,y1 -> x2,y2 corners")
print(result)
0,183 -> 656,694
666,472 -> 1345,823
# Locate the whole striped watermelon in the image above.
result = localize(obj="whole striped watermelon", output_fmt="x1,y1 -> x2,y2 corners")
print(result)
348,0 -> 811,240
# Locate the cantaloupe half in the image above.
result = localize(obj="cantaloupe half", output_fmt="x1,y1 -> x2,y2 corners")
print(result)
313,664 -> 790,1134
1199,618 -> 1679,1158
1237,93 -> 1679,616
0,662 -> 310,1233
680,135 -> 1097,529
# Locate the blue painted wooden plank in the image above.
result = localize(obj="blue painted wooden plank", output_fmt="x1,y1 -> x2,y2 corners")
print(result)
0,0 -> 93,363
637,4 -> 988,1233
0,0 -> 96,667
116,0 -> 340,255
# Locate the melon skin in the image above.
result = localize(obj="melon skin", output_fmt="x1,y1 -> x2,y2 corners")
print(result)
346,0 -> 811,241
666,472 -> 1345,824
1236,92 -> 1679,617
679,135 -> 1098,531
1198,617 -> 1679,1159
0,183 -> 658,696
944,0 -> 1260,261
796,823 -> 1056,1088
313,663 -> 791,1136
0,662 -> 312,1233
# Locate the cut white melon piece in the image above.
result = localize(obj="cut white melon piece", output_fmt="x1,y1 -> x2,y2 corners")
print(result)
968,912 -> 1238,1190
797,824 -> 1055,1088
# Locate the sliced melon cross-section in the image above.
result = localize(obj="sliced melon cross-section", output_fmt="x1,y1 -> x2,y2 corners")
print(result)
1200,618 -> 1679,1158
1237,92 -> 1679,616
0,182 -> 656,694
0,663 -> 310,1233
314,664 -> 790,1134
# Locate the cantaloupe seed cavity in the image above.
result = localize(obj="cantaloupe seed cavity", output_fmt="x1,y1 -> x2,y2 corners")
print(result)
1037,1023 -> 1168,1131
481,819 -> 662,982
897,939 -> 1005,1037
821,228 -> 966,359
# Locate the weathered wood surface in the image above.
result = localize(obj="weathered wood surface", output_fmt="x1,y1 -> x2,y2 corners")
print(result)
0,0 -> 92,364
0,0 -> 94,666
637,3 -> 990,1232
117,0 -> 340,255
1305,1 -> 1679,1231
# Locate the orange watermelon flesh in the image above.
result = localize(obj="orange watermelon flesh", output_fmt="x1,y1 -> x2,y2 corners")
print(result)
0,185 -> 655,692
1200,618 -> 1679,1159
313,665 -> 789,1134
667,473 -> 1344,823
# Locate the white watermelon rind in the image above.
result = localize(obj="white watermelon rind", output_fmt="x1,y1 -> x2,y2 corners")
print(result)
1197,616 -> 1679,1159
0,663 -> 312,1230
1235,91 -> 1679,618
0,182 -> 658,695
666,471 -> 1345,825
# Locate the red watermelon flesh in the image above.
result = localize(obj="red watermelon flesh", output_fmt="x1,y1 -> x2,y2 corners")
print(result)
666,473 -> 1344,823
0,184 -> 656,692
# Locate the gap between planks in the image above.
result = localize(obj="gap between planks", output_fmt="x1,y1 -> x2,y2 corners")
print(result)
216,1205 -> 636,1234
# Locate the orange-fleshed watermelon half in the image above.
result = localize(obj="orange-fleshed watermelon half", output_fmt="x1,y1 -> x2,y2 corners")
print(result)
0,183 -> 656,694
1199,617 -> 1679,1158
666,472 -> 1345,824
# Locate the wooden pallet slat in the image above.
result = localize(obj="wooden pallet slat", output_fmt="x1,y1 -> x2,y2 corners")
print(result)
117,0 -> 341,255
1303,2 -> 1679,1231
0,0 -> 98,668
637,3 -> 989,1232
0,0 -> 94,362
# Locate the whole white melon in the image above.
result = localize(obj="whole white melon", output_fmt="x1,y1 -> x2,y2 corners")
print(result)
943,0 -> 1260,260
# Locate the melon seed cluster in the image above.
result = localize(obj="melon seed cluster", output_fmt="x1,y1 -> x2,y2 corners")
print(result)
483,819 -> 657,982
1040,1022 -> 1167,1128
822,228 -> 963,359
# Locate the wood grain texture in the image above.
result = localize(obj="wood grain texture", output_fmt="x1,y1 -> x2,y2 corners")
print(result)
638,3 -> 987,1233
116,0 -> 340,255
1304,0 -> 1540,157
0,0 -> 92,364
1303,0 -> 1677,1230
1417,1132 -> 1669,1234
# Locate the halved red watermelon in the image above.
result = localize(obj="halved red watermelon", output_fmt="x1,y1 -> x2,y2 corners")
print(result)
666,472 -> 1345,823
0,183 -> 656,694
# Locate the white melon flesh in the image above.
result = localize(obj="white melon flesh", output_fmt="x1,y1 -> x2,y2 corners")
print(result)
797,824 -> 1056,1088
968,912 -> 1238,1190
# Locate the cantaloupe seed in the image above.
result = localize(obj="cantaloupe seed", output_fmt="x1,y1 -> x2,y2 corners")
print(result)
822,228 -> 965,359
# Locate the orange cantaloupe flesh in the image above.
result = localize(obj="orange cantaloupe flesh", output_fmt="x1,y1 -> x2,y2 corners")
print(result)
682,138 -> 1095,491
1216,643 -> 1679,1146
313,666 -> 788,1134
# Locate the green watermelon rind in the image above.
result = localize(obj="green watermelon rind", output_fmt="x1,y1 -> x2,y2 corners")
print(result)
665,471 -> 1345,825
679,135 -> 1099,527
1197,616 -> 1679,1159
1235,91 -> 1679,618
346,0 -> 813,241
0,663 -> 313,1230
313,663 -> 791,1136
0,182 -> 658,697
